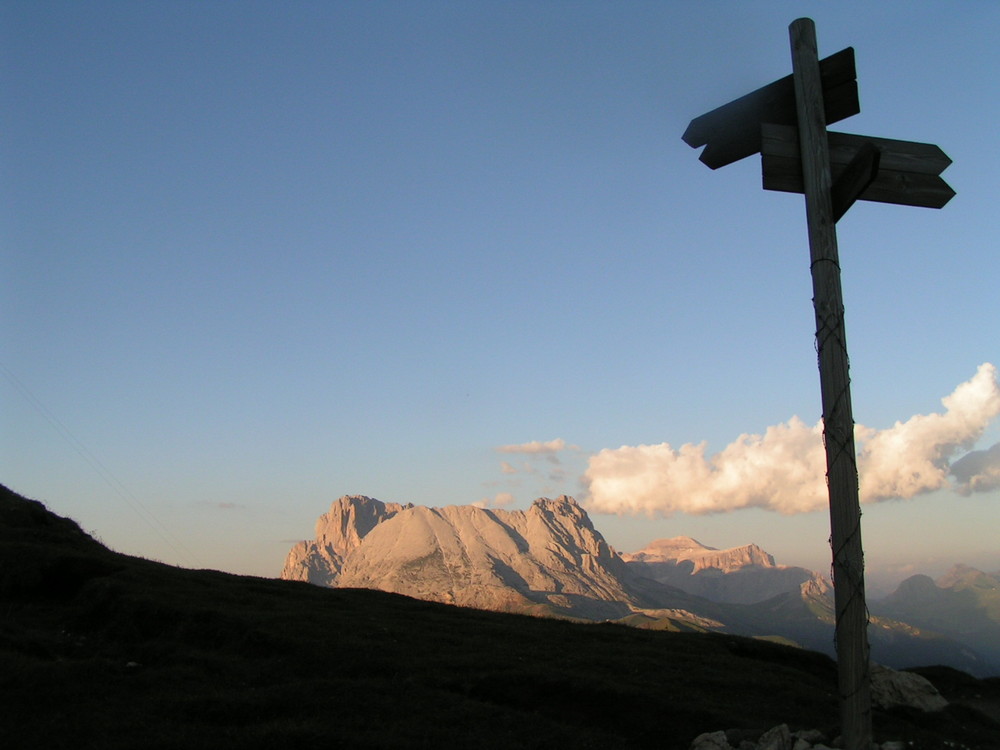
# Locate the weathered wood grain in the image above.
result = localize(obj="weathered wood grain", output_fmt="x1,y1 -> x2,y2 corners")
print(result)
831,141 -> 880,222
761,123 -> 955,209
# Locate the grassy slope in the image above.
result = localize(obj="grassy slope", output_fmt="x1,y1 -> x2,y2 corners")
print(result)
2,485 -> 998,749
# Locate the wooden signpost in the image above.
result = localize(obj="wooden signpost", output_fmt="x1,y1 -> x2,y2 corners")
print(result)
682,46 -> 860,169
683,19 -> 953,750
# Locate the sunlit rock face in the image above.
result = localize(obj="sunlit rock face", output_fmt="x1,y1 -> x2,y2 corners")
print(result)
283,495 -> 644,619
621,536 -> 824,605
280,495 -> 413,585
624,536 -> 777,572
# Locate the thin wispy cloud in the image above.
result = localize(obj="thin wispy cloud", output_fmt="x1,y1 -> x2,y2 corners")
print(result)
197,501 -> 247,511
584,363 -> 1000,517
497,439 -> 568,455
547,467 -> 567,482
488,439 -> 586,504
474,492 -> 516,509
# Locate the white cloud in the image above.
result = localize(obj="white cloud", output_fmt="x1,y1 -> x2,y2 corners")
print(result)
585,417 -> 827,516
494,492 -> 515,507
497,438 -> 566,455
585,363 -> 1000,517
474,492 -> 516,509
500,461 -> 518,475
857,363 -> 1000,500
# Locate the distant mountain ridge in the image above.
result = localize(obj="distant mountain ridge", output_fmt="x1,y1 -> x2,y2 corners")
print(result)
621,536 -> 824,605
282,495 -> 1000,676
623,536 -> 777,571
871,565 -> 1000,674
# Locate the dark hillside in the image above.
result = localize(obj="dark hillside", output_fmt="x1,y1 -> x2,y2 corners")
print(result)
1,484 -> 997,749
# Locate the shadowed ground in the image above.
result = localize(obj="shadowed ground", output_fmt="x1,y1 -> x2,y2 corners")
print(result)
2,484 -> 997,749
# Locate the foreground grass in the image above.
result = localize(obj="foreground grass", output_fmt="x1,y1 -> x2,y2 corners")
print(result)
2,485 -> 998,749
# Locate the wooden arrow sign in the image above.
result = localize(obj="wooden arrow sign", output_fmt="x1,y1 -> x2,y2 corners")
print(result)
682,47 -> 859,169
761,122 -> 956,209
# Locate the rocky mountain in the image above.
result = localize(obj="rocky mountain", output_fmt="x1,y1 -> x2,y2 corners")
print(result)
282,495 -> 413,584
622,536 -> 824,605
625,536 -> 778,571
282,494 -> 722,623
283,495 -> 999,676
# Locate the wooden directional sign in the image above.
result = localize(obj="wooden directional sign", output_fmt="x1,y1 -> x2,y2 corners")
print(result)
682,20 -> 956,749
682,47 -> 859,169
761,123 -> 955,211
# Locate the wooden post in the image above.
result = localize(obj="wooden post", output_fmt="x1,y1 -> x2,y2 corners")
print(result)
685,18 -> 952,746
789,18 -> 872,750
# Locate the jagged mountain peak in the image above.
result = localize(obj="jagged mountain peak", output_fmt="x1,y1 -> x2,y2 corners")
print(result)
316,495 -> 413,540
621,536 -> 822,607
532,494 -> 578,508
281,494 -> 413,584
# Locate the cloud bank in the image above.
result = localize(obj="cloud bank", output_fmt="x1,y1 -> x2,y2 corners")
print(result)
585,363 -> 1000,517
951,442 -> 1000,495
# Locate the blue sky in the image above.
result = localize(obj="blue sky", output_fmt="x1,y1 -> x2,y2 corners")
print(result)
3,1 -> 998,594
